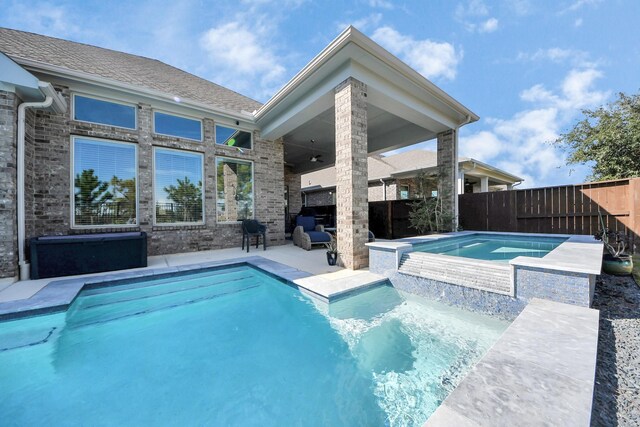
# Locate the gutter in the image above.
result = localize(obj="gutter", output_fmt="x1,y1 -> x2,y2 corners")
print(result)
17,82 -> 67,280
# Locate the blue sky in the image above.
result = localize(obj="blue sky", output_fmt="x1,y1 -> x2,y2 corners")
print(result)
2,0 -> 638,188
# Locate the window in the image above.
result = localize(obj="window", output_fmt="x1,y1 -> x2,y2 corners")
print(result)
154,111 -> 202,141
73,94 -> 136,129
215,125 -> 252,150
72,137 -> 137,227
216,157 -> 253,222
400,185 -> 410,200
154,148 -> 204,224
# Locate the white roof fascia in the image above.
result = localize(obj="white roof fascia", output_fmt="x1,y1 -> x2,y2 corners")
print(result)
13,57 -> 256,125
255,26 -> 478,126
463,159 -> 524,183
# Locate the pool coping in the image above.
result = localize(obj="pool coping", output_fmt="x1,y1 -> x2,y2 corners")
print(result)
0,257 -> 317,321
367,231 -> 603,276
425,298 -> 599,426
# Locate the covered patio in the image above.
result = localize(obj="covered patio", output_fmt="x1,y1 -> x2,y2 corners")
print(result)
255,27 -> 478,270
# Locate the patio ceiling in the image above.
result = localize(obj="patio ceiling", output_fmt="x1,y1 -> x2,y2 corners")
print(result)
254,26 -> 479,174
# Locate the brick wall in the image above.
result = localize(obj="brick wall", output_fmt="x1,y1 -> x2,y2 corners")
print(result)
284,166 -> 302,216
306,189 -> 334,207
0,91 -> 18,278
20,85 -> 284,265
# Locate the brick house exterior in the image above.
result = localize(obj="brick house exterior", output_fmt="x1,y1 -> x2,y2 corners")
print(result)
1,26 -> 479,277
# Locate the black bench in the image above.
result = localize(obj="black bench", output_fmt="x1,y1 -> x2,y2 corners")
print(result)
30,232 -> 147,279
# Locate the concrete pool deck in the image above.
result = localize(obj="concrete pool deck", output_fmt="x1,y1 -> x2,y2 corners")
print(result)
0,241 -> 347,303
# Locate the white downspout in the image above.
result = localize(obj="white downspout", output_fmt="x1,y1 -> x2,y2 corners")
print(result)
380,179 -> 386,201
17,96 -> 54,280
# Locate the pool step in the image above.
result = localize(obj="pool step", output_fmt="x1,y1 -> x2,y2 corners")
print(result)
398,252 -> 513,295
68,272 -> 262,328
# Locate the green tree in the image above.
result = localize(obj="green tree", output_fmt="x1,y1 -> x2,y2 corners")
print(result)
111,176 -> 136,223
75,169 -> 112,224
555,91 -> 640,181
164,176 -> 203,222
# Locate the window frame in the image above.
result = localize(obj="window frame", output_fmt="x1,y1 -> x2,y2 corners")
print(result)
399,184 -> 410,200
70,135 -> 139,229
214,124 -> 253,151
215,156 -> 255,224
152,110 -> 203,142
71,93 -> 138,130
153,146 -> 206,226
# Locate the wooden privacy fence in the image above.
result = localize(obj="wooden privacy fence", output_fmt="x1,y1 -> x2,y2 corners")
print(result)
459,178 -> 640,250
369,200 -> 419,240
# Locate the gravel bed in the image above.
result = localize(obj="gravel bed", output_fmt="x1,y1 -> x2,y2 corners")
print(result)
591,273 -> 640,426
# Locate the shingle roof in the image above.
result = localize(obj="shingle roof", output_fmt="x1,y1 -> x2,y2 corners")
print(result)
302,149 -> 472,190
0,27 -> 262,115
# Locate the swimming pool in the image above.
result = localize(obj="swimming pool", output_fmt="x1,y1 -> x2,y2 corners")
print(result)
0,265 -> 507,426
413,233 -> 567,262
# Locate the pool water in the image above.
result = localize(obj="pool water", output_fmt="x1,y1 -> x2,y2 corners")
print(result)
414,233 -> 567,262
0,266 -> 508,426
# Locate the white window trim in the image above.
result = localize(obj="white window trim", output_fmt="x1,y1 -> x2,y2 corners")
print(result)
71,92 -> 138,130
214,124 -> 253,151
152,110 -> 203,142
70,135 -> 139,229
153,146 -> 206,226
215,156 -> 255,224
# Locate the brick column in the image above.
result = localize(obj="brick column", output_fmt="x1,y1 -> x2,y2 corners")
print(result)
437,129 -> 457,230
335,78 -> 368,270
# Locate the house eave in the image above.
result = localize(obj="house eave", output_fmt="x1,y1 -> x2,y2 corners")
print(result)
254,26 -> 479,127
10,56 -> 256,125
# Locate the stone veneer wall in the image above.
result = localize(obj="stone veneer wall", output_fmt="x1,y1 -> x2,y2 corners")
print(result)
335,77 -> 369,269
19,85 -> 284,266
0,91 -> 18,278
284,166 -> 302,217
436,129 -> 456,228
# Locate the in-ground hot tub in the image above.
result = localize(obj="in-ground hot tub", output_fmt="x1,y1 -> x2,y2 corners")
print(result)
367,231 -> 603,318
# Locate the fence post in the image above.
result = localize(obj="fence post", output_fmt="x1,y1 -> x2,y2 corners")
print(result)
630,178 -> 640,252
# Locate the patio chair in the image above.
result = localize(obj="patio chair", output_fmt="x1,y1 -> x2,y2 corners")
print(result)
241,219 -> 267,252
292,216 -> 332,251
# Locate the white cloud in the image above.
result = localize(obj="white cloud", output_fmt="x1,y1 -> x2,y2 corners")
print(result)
506,0 -> 533,16
371,26 -> 462,80
459,131 -> 505,162
516,47 -> 599,69
366,0 -> 395,9
478,18 -> 499,33
337,13 -> 383,33
455,0 -> 499,33
200,21 -> 287,100
459,65 -> 609,187
561,0 -> 602,13
574,17 -> 583,27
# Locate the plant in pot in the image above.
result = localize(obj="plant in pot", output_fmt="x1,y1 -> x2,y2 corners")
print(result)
326,238 -> 338,266
595,212 -> 634,275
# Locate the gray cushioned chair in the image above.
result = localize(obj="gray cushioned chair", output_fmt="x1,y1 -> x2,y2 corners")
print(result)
292,216 -> 332,250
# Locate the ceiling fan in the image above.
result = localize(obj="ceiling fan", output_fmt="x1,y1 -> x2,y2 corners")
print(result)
309,139 -> 324,163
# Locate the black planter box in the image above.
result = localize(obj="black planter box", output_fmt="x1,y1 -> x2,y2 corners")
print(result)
29,232 -> 147,279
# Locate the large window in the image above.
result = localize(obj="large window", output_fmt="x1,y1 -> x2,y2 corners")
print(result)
154,148 -> 204,224
72,137 -> 137,227
215,125 -> 252,150
216,157 -> 253,222
154,111 -> 202,141
73,94 -> 136,129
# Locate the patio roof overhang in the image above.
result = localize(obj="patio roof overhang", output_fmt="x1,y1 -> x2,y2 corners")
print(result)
254,26 -> 479,174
